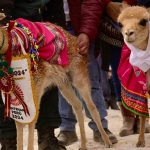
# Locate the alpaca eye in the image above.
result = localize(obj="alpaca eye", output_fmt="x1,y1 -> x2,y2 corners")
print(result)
139,19 -> 148,26
118,22 -> 123,28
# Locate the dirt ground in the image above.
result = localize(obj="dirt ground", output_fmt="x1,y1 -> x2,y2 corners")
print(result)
1,109 -> 150,150
65,109 -> 150,150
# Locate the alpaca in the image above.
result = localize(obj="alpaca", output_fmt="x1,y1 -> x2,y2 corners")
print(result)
118,6 -> 150,147
0,17 -> 112,150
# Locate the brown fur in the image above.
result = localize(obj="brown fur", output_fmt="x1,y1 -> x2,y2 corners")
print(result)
118,6 -> 150,147
0,24 -> 112,150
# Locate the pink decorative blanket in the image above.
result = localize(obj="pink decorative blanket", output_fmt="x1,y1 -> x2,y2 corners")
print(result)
118,44 -> 148,117
9,18 -> 68,66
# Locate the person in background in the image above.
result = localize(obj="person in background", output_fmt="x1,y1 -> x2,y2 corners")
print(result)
57,0 -> 118,146
100,65 -> 119,110
95,0 -> 127,136
0,0 -> 66,150
96,52 -> 119,110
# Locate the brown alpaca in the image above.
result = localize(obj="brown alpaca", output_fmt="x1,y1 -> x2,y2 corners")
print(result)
118,6 -> 150,147
0,17 -> 112,150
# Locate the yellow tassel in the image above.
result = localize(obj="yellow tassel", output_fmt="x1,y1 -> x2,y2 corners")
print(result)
146,92 -> 150,98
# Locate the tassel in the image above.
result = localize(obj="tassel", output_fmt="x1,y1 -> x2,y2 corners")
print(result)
4,93 -> 11,117
13,86 -> 30,116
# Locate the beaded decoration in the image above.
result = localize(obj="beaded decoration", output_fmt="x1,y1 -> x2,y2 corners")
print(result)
12,21 -> 40,72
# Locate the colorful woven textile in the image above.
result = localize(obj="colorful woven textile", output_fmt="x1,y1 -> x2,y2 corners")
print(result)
99,15 -> 124,48
118,44 -> 149,117
9,18 -> 68,66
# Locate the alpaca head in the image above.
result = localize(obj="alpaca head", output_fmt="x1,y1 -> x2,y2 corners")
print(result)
118,6 -> 150,49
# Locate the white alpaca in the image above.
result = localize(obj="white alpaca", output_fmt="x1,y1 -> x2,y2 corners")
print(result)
0,16 -> 112,150
118,6 -> 150,147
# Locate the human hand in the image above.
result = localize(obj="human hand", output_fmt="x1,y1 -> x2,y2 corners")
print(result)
106,2 -> 122,22
77,33 -> 90,55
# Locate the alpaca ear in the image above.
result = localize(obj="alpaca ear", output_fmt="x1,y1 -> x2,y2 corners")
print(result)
0,13 -> 6,21
106,2 -> 123,22
117,2 -> 130,22
121,1 -> 130,12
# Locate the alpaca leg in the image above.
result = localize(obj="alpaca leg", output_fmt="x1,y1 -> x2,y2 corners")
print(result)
59,83 -> 87,150
15,122 -> 24,150
27,121 -> 35,150
75,85 -> 112,148
71,62 -> 112,148
136,116 -> 146,147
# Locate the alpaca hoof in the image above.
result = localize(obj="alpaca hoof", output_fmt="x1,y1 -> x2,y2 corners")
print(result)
105,144 -> 113,148
136,141 -> 145,147
78,148 -> 87,150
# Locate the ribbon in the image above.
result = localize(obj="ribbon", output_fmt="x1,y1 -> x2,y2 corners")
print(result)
0,70 -> 30,117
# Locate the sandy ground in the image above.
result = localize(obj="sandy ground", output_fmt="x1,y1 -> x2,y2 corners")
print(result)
1,109 -> 150,150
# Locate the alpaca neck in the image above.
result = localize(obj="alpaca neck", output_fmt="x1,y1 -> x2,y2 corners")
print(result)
0,28 -> 9,54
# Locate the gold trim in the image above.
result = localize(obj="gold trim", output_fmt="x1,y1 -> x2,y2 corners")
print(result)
122,84 -> 147,98
14,77 -> 25,80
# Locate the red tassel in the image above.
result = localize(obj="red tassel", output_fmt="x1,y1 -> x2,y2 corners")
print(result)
4,93 -> 11,117
13,87 -> 30,116
5,32 -> 12,66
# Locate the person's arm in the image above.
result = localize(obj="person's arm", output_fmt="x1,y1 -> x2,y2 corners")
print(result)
79,0 -> 106,42
67,0 -> 110,54
78,0 -> 108,54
